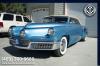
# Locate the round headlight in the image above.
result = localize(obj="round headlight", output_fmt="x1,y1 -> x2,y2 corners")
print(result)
48,28 -> 54,35
20,31 -> 25,37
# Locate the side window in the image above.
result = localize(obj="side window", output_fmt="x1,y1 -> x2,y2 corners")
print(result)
69,18 -> 80,25
54,17 -> 68,23
69,18 -> 75,24
74,19 -> 80,25
16,16 -> 22,22
3,14 -> 13,21
23,17 -> 31,22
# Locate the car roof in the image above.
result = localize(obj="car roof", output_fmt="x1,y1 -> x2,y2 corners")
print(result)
0,12 -> 23,16
45,15 -> 69,18
44,15 -> 79,21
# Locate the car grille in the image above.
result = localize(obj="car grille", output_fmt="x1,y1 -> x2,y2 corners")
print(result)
19,38 -> 53,49
32,43 -> 53,49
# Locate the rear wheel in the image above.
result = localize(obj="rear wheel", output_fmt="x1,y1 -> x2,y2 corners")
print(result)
80,28 -> 87,41
80,38 -> 85,41
54,37 -> 68,57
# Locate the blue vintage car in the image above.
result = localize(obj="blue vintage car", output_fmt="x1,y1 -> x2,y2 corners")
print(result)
9,15 -> 87,56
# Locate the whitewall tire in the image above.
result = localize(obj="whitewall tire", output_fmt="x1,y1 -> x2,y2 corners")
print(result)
54,36 -> 68,57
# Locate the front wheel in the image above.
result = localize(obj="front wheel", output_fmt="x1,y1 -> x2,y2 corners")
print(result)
54,37 -> 68,57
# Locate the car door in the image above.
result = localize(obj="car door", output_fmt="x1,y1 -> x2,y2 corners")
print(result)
68,17 -> 82,44
1,13 -> 16,32
73,18 -> 83,37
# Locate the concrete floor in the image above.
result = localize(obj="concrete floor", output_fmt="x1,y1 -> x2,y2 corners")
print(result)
0,37 -> 97,66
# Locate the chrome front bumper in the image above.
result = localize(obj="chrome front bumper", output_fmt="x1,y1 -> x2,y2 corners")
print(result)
10,39 -> 60,50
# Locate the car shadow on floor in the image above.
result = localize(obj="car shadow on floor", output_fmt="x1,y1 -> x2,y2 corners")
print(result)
3,46 -> 57,59
0,33 -> 9,38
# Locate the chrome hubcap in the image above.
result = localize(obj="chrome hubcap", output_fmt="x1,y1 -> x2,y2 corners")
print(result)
60,37 -> 67,55
61,39 -> 66,52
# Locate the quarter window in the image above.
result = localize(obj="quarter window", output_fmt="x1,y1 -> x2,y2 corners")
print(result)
16,16 -> 22,22
69,18 -> 80,24
23,17 -> 31,22
74,19 -> 80,24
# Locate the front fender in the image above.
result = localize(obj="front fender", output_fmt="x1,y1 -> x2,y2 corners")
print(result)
53,26 -> 70,42
9,26 -> 24,37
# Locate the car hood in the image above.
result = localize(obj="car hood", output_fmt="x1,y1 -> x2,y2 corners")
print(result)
25,23 -> 66,28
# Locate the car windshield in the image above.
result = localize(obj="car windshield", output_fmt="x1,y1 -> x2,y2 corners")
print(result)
23,17 -> 32,23
43,16 -> 68,23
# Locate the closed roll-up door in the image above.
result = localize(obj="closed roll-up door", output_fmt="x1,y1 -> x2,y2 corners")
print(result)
32,8 -> 49,22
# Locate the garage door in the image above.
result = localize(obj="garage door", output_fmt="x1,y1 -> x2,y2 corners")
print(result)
32,8 -> 49,22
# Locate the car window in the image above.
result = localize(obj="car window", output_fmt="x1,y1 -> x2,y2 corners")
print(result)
74,19 -> 80,24
54,17 -> 68,23
23,17 -> 31,22
3,14 -> 13,21
69,18 -> 74,24
69,18 -> 80,25
43,17 -> 53,23
43,17 -> 68,23
16,16 -> 22,22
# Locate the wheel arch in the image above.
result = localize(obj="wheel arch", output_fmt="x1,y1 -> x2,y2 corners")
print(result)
61,35 -> 70,46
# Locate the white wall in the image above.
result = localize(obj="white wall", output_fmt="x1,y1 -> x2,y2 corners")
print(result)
85,8 -> 97,37
65,3 -> 86,26
54,3 -> 65,15
65,3 -> 97,37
